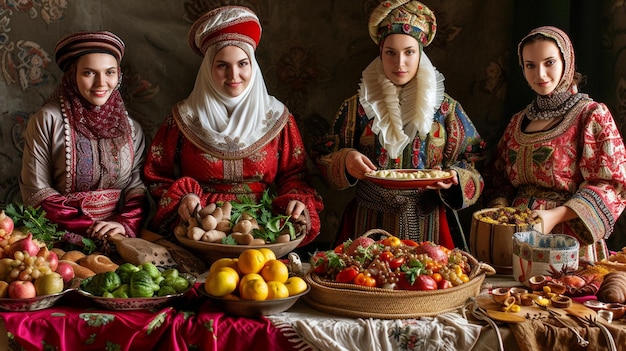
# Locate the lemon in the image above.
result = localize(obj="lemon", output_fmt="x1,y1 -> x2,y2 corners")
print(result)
240,278 -> 268,301
258,248 -> 277,262
205,267 -> 239,297
266,281 -> 289,300
284,276 -> 307,296
239,273 -> 264,296
208,258 -> 239,275
261,260 -> 289,283
237,249 -> 267,275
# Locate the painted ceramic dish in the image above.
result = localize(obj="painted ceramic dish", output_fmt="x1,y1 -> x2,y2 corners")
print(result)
0,288 -> 72,312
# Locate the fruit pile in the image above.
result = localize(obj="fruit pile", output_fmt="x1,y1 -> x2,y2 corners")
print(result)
0,211 -> 73,299
204,248 -> 308,300
310,235 -> 472,291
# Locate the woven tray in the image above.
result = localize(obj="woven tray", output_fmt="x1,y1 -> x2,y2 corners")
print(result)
303,250 -> 495,319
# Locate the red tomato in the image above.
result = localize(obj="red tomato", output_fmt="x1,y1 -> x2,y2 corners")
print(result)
401,239 -> 419,247
381,236 -> 402,247
397,273 -> 438,290
389,257 -> 405,270
379,251 -> 394,262
335,266 -> 359,283
311,252 -> 328,274
438,279 -> 454,289
333,244 -> 345,254
354,272 -> 377,287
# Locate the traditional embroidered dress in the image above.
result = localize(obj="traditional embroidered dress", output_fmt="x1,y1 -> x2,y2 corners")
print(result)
313,1 -> 484,248
19,31 -> 148,240
483,26 -> 626,262
143,6 -> 323,246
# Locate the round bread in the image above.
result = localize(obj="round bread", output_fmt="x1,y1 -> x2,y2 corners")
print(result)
78,254 -> 119,274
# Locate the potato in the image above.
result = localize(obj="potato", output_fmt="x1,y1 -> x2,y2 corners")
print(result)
232,232 -> 254,245
202,230 -> 226,243
250,238 -> 266,245
188,227 -> 205,241
221,202 -> 232,220
232,219 -> 253,235
201,215 -> 218,231
216,219 -> 232,233
198,203 -> 216,217
275,234 -> 291,243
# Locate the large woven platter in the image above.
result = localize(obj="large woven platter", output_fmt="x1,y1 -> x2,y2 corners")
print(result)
303,252 -> 495,319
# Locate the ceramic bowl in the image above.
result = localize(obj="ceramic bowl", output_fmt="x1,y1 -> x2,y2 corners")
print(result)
528,275 -> 549,291
200,285 -> 310,317
512,231 -> 579,287
0,288 -> 72,312
175,230 -> 304,263
605,303 -> 626,320
491,287 -> 511,304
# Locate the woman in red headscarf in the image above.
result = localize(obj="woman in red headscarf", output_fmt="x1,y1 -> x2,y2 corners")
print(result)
483,26 -> 626,262
20,31 -> 149,250
143,6 -> 323,246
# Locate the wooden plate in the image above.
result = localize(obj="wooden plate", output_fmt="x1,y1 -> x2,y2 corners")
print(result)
365,169 -> 454,189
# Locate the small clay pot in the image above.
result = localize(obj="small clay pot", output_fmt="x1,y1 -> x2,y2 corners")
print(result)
510,287 -> 528,304
546,281 -> 567,295
605,303 -> 626,320
528,275 -> 548,291
492,287 -> 511,304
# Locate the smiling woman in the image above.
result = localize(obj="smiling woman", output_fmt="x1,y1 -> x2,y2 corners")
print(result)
19,31 -> 149,253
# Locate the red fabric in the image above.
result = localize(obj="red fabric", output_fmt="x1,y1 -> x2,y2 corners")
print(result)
143,115 -> 323,246
438,207 -> 454,250
0,285 -> 300,351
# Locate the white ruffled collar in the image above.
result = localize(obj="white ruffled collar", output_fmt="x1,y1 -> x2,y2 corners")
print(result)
359,53 -> 445,159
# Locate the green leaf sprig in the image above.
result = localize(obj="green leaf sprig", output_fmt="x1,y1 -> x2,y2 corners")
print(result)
229,190 -> 296,243
4,203 -> 65,245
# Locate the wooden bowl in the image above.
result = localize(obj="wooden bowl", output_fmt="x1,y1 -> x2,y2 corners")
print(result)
174,231 -> 304,263
200,285 -> 310,317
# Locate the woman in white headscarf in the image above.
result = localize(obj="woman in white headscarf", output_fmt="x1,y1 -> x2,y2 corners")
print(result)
144,6 -> 323,246
313,0 -> 485,249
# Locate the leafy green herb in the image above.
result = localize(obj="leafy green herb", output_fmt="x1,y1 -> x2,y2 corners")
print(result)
4,203 -> 65,246
229,190 -> 296,243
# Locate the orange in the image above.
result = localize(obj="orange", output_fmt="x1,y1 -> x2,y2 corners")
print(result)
237,249 -> 267,275
266,281 -> 289,300
240,278 -> 268,301
239,273 -> 264,296
205,267 -> 240,297
284,276 -> 308,296
261,259 -> 289,283
208,258 -> 239,275
258,248 -> 277,262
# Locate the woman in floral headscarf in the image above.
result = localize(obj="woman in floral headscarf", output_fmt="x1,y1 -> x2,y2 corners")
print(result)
313,0 -> 485,249
143,6 -> 323,246
483,26 -> 626,262
20,31 -> 149,250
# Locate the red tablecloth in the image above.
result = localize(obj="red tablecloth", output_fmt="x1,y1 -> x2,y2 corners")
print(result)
0,285 -> 309,351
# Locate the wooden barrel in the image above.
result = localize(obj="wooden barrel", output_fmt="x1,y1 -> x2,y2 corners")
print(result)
469,208 -> 542,274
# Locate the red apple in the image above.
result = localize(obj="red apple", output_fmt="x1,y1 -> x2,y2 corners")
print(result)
55,261 -> 75,284
8,280 -> 36,299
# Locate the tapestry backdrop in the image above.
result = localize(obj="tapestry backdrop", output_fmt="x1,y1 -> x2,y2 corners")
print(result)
1,0 -> 625,251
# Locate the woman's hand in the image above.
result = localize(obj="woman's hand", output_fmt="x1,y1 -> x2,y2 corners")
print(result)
285,200 -> 306,220
426,170 -> 458,190
346,150 -> 376,179
533,206 -> 578,234
87,221 -> 125,239
178,194 -> 201,222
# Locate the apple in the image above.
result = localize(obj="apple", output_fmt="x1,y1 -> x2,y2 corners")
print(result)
8,280 -> 36,299
46,251 -> 59,272
55,261 -> 75,284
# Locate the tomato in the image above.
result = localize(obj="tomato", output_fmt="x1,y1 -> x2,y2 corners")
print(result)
354,272 -> 377,287
333,244 -> 345,254
378,251 -> 393,262
401,239 -> 419,247
438,279 -> 453,289
381,236 -> 402,247
396,273 -> 438,290
311,252 -> 329,274
389,257 -> 405,270
335,266 -> 359,283
431,272 -> 443,283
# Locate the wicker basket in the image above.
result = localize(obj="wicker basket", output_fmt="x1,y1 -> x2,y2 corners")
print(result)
303,238 -> 495,319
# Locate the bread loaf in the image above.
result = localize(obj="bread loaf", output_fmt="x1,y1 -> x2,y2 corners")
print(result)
597,271 -> 626,303
78,254 -> 119,274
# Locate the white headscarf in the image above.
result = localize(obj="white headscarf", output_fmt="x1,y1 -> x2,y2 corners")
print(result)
177,41 -> 284,152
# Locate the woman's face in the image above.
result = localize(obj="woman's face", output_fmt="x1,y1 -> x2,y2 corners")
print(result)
75,53 -> 120,106
381,34 -> 421,86
211,45 -> 252,97
521,39 -> 564,96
